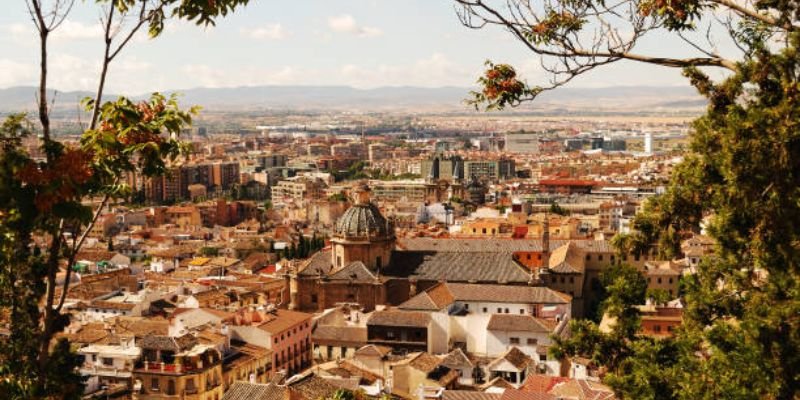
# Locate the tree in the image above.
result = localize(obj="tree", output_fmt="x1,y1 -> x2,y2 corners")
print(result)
0,0 -> 250,398
456,0 -> 800,398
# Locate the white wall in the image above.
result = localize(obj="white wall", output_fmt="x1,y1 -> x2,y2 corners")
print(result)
486,330 -> 552,358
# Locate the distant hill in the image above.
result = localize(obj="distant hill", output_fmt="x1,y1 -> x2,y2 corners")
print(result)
0,85 -> 703,114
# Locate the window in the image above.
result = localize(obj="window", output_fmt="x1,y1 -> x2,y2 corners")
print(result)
526,254 -> 531,260
635,254 -> 640,261
598,255 -> 603,261
376,256 -> 382,269
151,378 -> 159,391
483,307 -> 488,313
311,294 -> 318,303
667,326 -> 674,332
497,308 -> 502,313
540,354 -> 547,362
102,357 -> 113,366
337,256 -> 342,267
464,304 -> 469,310
669,278 -> 673,284
569,277 -> 574,283
657,278 -> 662,284
482,228 -> 486,234
537,254 -> 542,260
519,309 -> 525,314
167,379 -> 176,395
654,325 -> 662,333
527,338 -> 538,345
386,331 -> 395,339
585,254 -> 591,261
611,255 -> 615,262
274,338 -> 278,344
510,337 -> 520,344
341,347 -> 347,357
505,308 -> 510,313
560,277 -> 565,284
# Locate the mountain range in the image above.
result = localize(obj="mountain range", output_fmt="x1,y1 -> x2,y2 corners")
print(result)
0,85 -> 704,114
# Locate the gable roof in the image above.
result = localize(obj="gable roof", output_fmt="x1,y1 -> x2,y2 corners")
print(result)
327,261 -> 378,282
487,347 -> 532,371
441,348 -> 473,369
548,242 -> 585,274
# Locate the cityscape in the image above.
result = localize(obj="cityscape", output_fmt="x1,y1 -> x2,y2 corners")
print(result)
0,1 -> 797,400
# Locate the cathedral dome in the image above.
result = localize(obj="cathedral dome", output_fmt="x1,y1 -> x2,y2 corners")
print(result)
333,185 -> 393,240
334,202 -> 391,239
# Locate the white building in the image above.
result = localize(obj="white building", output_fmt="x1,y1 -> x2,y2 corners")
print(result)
79,337 -> 141,394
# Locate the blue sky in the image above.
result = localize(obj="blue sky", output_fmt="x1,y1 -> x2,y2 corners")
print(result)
0,0 -> 720,94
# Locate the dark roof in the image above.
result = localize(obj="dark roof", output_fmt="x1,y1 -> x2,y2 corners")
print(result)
367,310 -> 431,328
139,334 -> 197,352
334,203 -> 392,239
299,250 -> 333,276
328,261 -> 378,282
386,251 -> 530,283
487,315 -> 556,333
222,381 -> 287,400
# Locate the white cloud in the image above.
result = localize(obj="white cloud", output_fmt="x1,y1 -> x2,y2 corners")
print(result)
240,23 -> 287,40
55,20 -> 102,41
0,59 -> 36,87
327,14 -> 383,38
181,64 -> 309,88
2,20 -> 101,43
339,53 -> 474,88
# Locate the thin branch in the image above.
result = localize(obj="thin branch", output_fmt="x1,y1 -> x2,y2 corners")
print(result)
709,0 -> 796,30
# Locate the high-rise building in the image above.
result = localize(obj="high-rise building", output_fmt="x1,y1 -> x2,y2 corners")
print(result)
505,132 -> 540,154
464,158 -> 515,180
421,155 -> 464,181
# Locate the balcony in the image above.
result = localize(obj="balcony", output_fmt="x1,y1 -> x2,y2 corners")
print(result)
80,364 -> 133,378
135,361 -> 200,375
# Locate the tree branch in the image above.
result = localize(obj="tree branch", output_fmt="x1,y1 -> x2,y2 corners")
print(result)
709,0 -> 796,30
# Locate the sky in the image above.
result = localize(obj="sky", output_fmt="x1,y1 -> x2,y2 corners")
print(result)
0,0 -> 728,95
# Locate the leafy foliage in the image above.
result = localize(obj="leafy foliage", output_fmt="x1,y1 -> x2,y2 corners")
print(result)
0,94 -> 195,398
550,31 -> 800,400
468,61 -> 542,110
